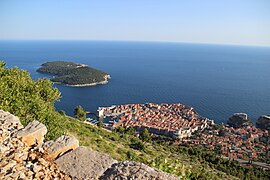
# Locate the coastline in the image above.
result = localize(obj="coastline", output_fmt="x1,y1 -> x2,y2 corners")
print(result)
54,74 -> 111,87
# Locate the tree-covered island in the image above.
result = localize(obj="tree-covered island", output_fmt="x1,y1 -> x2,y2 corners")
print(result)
37,61 -> 110,86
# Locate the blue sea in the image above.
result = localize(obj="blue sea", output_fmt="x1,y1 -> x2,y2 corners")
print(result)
0,40 -> 270,123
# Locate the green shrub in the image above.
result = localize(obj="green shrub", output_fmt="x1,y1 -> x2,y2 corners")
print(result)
139,128 -> 152,142
126,150 -> 136,160
74,105 -> 86,120
130,140 -> 145,151
0,61 -> 65,139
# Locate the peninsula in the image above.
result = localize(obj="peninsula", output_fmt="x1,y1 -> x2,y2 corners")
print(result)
37,61 -> 110,86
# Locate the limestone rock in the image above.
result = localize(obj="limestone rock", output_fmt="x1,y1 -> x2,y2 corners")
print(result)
0,110 -> 70,180
43,135 -> 79,160
0,110 -> 23,130
100,161 -> 179,180
16,120 -> 47,146
55,146 -> 117,179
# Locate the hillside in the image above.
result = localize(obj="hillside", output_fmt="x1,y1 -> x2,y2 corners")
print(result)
1,61 -> 270,179
37,61 -> 110,86
0,110 -> 178,179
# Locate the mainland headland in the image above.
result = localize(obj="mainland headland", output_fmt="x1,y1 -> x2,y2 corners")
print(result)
37,61 -> 111,86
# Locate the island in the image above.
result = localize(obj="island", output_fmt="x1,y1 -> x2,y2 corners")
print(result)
37,61 -> 110,86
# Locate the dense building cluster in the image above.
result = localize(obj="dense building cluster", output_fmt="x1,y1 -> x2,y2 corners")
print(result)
99,103 -> 213,138
177,125 -> 269,161
99,103 -> 270,163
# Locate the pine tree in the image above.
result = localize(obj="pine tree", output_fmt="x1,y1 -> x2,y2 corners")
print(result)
74,105 -> 86,120
140,128 -> 151,142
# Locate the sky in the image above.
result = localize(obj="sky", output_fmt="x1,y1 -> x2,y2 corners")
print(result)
0,0 -> 270,46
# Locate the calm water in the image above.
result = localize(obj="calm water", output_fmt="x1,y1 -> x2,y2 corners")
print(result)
0,40 -> 270,123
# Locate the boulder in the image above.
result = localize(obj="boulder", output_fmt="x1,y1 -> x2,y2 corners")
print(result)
0,110 -> 23,130
43,135 -> 79,160
100,161 -> 179,180
55,146 -> 117,179
16,120 -> 47,146
227,113 -> 252,128
256,115 -> 270,130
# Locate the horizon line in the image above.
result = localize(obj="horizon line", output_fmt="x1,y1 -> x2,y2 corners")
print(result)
0,39 -> 269,48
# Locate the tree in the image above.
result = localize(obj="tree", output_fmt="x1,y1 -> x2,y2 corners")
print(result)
0,60 -> 6,68
130,140 -> 145,151
97,120 -> 103,128
58,110 -> 66,116
113,126 -> 125,133
126,126 -> 136,136
140,128 -> 151,142
74,105 -> 86,120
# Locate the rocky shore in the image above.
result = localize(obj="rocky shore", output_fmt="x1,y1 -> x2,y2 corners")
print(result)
0,110 -> 178,180
66,74 -> 111,87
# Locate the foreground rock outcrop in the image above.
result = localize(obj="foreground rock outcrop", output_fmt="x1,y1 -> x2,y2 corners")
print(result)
16,120 -> 47,146
0,110 -> 70,180
43,135 -> 79,160
0,110 -> 179,180
100,161 -> 179,180
56,146 -> 117,179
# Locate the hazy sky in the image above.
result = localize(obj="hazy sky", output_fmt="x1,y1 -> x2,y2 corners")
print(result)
1,0 -> 270,46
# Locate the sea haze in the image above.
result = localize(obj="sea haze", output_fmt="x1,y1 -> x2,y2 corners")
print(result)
0,40 -> 269,123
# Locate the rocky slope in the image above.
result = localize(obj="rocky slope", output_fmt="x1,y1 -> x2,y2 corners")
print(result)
0,110 -> 178,180
100,161 -> 179,180
0,110 -> 70,180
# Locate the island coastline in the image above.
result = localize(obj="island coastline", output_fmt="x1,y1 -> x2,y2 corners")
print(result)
37,61 -> 110,87
64,75 -> 111,87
